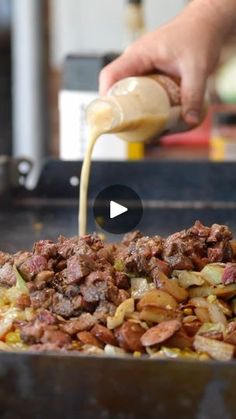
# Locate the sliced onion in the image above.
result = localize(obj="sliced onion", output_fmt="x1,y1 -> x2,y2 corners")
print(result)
131,278 -> 154,299
0,307 -> 26,338
80,344 -> 104,355
189,284 -> 236,299
107,298 -> 134,330
193,335 -> 234,361
189,297 -> 209,308
104,344 -> 126,356
201,263 -> 225,285
6,266 -> 29,304
197,322 -> 225,336
173,270 -> 205,288
208,303 -> 227,325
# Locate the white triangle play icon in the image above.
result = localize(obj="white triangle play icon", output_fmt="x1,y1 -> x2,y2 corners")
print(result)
110,201 -> 128,219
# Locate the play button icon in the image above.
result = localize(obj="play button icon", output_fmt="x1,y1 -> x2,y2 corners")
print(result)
110,201 -> 128,219
93,185 -> 143,234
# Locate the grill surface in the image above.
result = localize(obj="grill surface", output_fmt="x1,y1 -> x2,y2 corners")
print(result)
0,159 -> 236,419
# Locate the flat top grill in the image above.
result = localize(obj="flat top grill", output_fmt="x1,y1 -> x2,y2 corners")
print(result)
0,159 -> 236,418
1,159 -> 236,251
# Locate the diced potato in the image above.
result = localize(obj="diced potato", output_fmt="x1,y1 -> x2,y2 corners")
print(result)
201,263 -> 225,285
189,284 -> 236,299
156,271 -> 188,302
190,296 -> 227,325
193,335 -> 234,361
194,307 -> 210,323
140,306 -> 179,323
137,289 -> 177,311
189,297 -> 209,308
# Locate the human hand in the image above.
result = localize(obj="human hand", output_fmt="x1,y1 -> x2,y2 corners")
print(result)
100,1 -> 232,126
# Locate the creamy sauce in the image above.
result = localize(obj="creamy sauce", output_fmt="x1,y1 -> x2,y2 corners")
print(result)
78,112 -> 168,236
78,117 -> 168,236
79,127 -> 100,236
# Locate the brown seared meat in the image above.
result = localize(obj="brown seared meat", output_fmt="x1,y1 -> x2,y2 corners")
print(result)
0,221 -> 234,359
163,220 -> 233,270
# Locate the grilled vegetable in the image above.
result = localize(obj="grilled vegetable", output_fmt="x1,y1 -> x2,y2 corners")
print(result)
107,298 -> 135,330
193,335 -> 234,361
201,263 -> 225,285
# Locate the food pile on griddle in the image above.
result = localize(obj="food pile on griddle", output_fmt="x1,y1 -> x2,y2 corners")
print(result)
0,221 -> 236,361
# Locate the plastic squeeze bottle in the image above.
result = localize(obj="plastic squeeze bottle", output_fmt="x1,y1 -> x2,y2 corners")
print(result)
79,74 -> 196,236
86,74 -> 189,143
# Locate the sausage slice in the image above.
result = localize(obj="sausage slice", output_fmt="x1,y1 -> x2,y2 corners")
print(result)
141,319 -> 181,346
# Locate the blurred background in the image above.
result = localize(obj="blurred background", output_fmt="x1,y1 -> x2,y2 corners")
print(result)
0,0 -> 236,183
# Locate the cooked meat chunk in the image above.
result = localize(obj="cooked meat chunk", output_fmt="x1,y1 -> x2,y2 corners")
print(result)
115,321 -> 145,352
207,224 -> 232,243
91,324 -> 117,346
0,263 -> 16,287
41,329 -> 71,347
122,231 -> 143,246
60,313 -> 97,335
94,301 -> 116,323
114,272 -> 130,289
52,293 -> 76,318
0,251 -> 13,266
20,320 -> 45,344
119,235 -> 163,275
33,240 -> 57,259
222,263 -> 236,285
163,220 -> 233,270
65,254 -> 95,284
18,255 -> 48,281
30,289 -> 55,309
34,271 -> 54,290
77,331 -> 103,348
4,222 -> 236,357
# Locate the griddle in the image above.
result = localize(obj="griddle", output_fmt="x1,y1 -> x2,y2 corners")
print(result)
0,158 -> 236,419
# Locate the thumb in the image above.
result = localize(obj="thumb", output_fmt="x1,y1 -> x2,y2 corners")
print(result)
181,65 -> 207,126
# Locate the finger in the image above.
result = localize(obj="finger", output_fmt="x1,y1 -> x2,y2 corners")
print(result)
99,44 -> 153,96
181,63 -> 207,126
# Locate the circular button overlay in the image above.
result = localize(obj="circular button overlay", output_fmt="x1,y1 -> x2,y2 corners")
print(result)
93,185 -> 143,234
